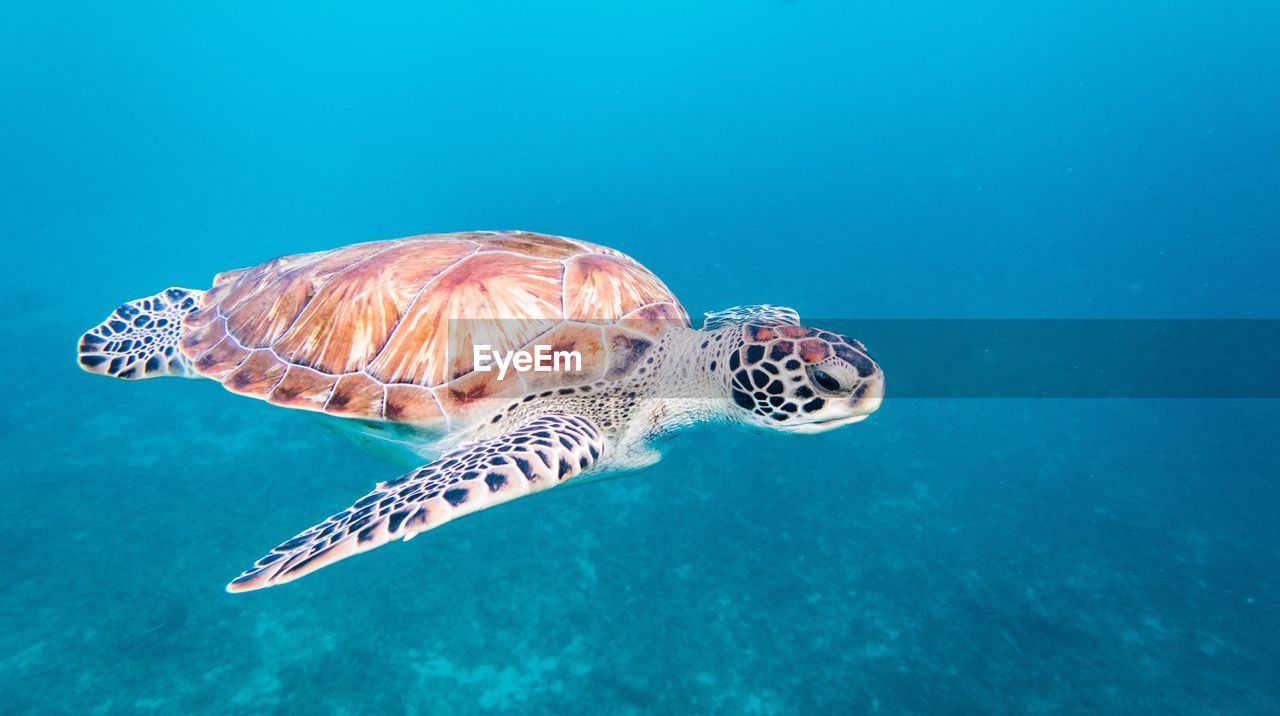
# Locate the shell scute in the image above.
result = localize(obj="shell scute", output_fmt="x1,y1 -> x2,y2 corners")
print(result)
383,384 -> 443,423
194,338 -> 251,379
431,370 -> 527,426
518,323 -> 607,392
564,253 -> 676,321
224,351 -> 289,395
268,366 -> 337,410
180,315 -> 229,358
325,373 -> 386,418
602,327 -> 654,381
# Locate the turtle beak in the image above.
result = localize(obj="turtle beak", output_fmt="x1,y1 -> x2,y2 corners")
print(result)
850,369 -> 885,417
785,366 -> 885,434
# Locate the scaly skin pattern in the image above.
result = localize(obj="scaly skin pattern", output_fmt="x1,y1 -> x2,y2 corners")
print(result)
458,325 -> 729,473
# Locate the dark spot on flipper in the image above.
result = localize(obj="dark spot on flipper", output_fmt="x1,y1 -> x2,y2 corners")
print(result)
407,507 -> 430,529
346,516 -> 371,533
353,492 -> 385,508
443,488 -> 469,506
285,545 -> 336,573
484,473 -> 507,492
387,509 -> 410,533
278,534 -> 312,550
229,571 -> 263,587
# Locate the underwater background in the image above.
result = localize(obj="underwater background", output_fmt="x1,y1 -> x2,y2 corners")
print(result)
2,1 -> 1278,713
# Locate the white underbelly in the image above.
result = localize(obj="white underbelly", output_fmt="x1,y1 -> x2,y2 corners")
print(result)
316,415 -> 448,470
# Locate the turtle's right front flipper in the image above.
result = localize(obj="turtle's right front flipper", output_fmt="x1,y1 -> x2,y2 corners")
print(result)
226,415 -> 605,592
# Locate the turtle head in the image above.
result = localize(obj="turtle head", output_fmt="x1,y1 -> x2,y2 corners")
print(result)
721,324 -> 884,434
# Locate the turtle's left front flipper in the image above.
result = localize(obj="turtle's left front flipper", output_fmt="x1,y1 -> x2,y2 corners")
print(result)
78,287 -> 203,379
226,415 -> 604,592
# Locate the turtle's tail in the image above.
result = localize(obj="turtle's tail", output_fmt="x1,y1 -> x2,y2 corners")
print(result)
78,287 -> 205,380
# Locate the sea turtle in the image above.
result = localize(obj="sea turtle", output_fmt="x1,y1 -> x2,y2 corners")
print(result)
77,230 -> 884,592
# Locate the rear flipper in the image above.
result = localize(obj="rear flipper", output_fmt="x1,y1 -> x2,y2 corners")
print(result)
78,287 -> 204,380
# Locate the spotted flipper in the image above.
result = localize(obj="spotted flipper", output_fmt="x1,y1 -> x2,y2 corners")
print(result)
78,287 -> 203,379
703,304 -> 800,330
227,415 -> 606,592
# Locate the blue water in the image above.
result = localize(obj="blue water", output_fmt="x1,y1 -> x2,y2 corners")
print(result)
3,2 -> 1279,713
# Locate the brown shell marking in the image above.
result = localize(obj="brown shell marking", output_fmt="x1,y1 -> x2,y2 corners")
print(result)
383,384 -> 444,423
193,337 -> 251,380
325,373 -> 385,418
512,322 -> 608,394
269,366 -> 338,411
182,231 -> 688,424
431,363 -> 528,425
619,302 -> 688,339
224,351 -> 289,396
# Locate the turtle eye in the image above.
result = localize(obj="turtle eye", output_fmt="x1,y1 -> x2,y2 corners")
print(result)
810,368 -> 842,393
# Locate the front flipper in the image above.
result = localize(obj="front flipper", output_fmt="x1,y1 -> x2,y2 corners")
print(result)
227,415 -> 604,592
703,304 -> 800,330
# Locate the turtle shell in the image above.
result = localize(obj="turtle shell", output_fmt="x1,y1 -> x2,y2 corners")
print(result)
179,231 -> 689,427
